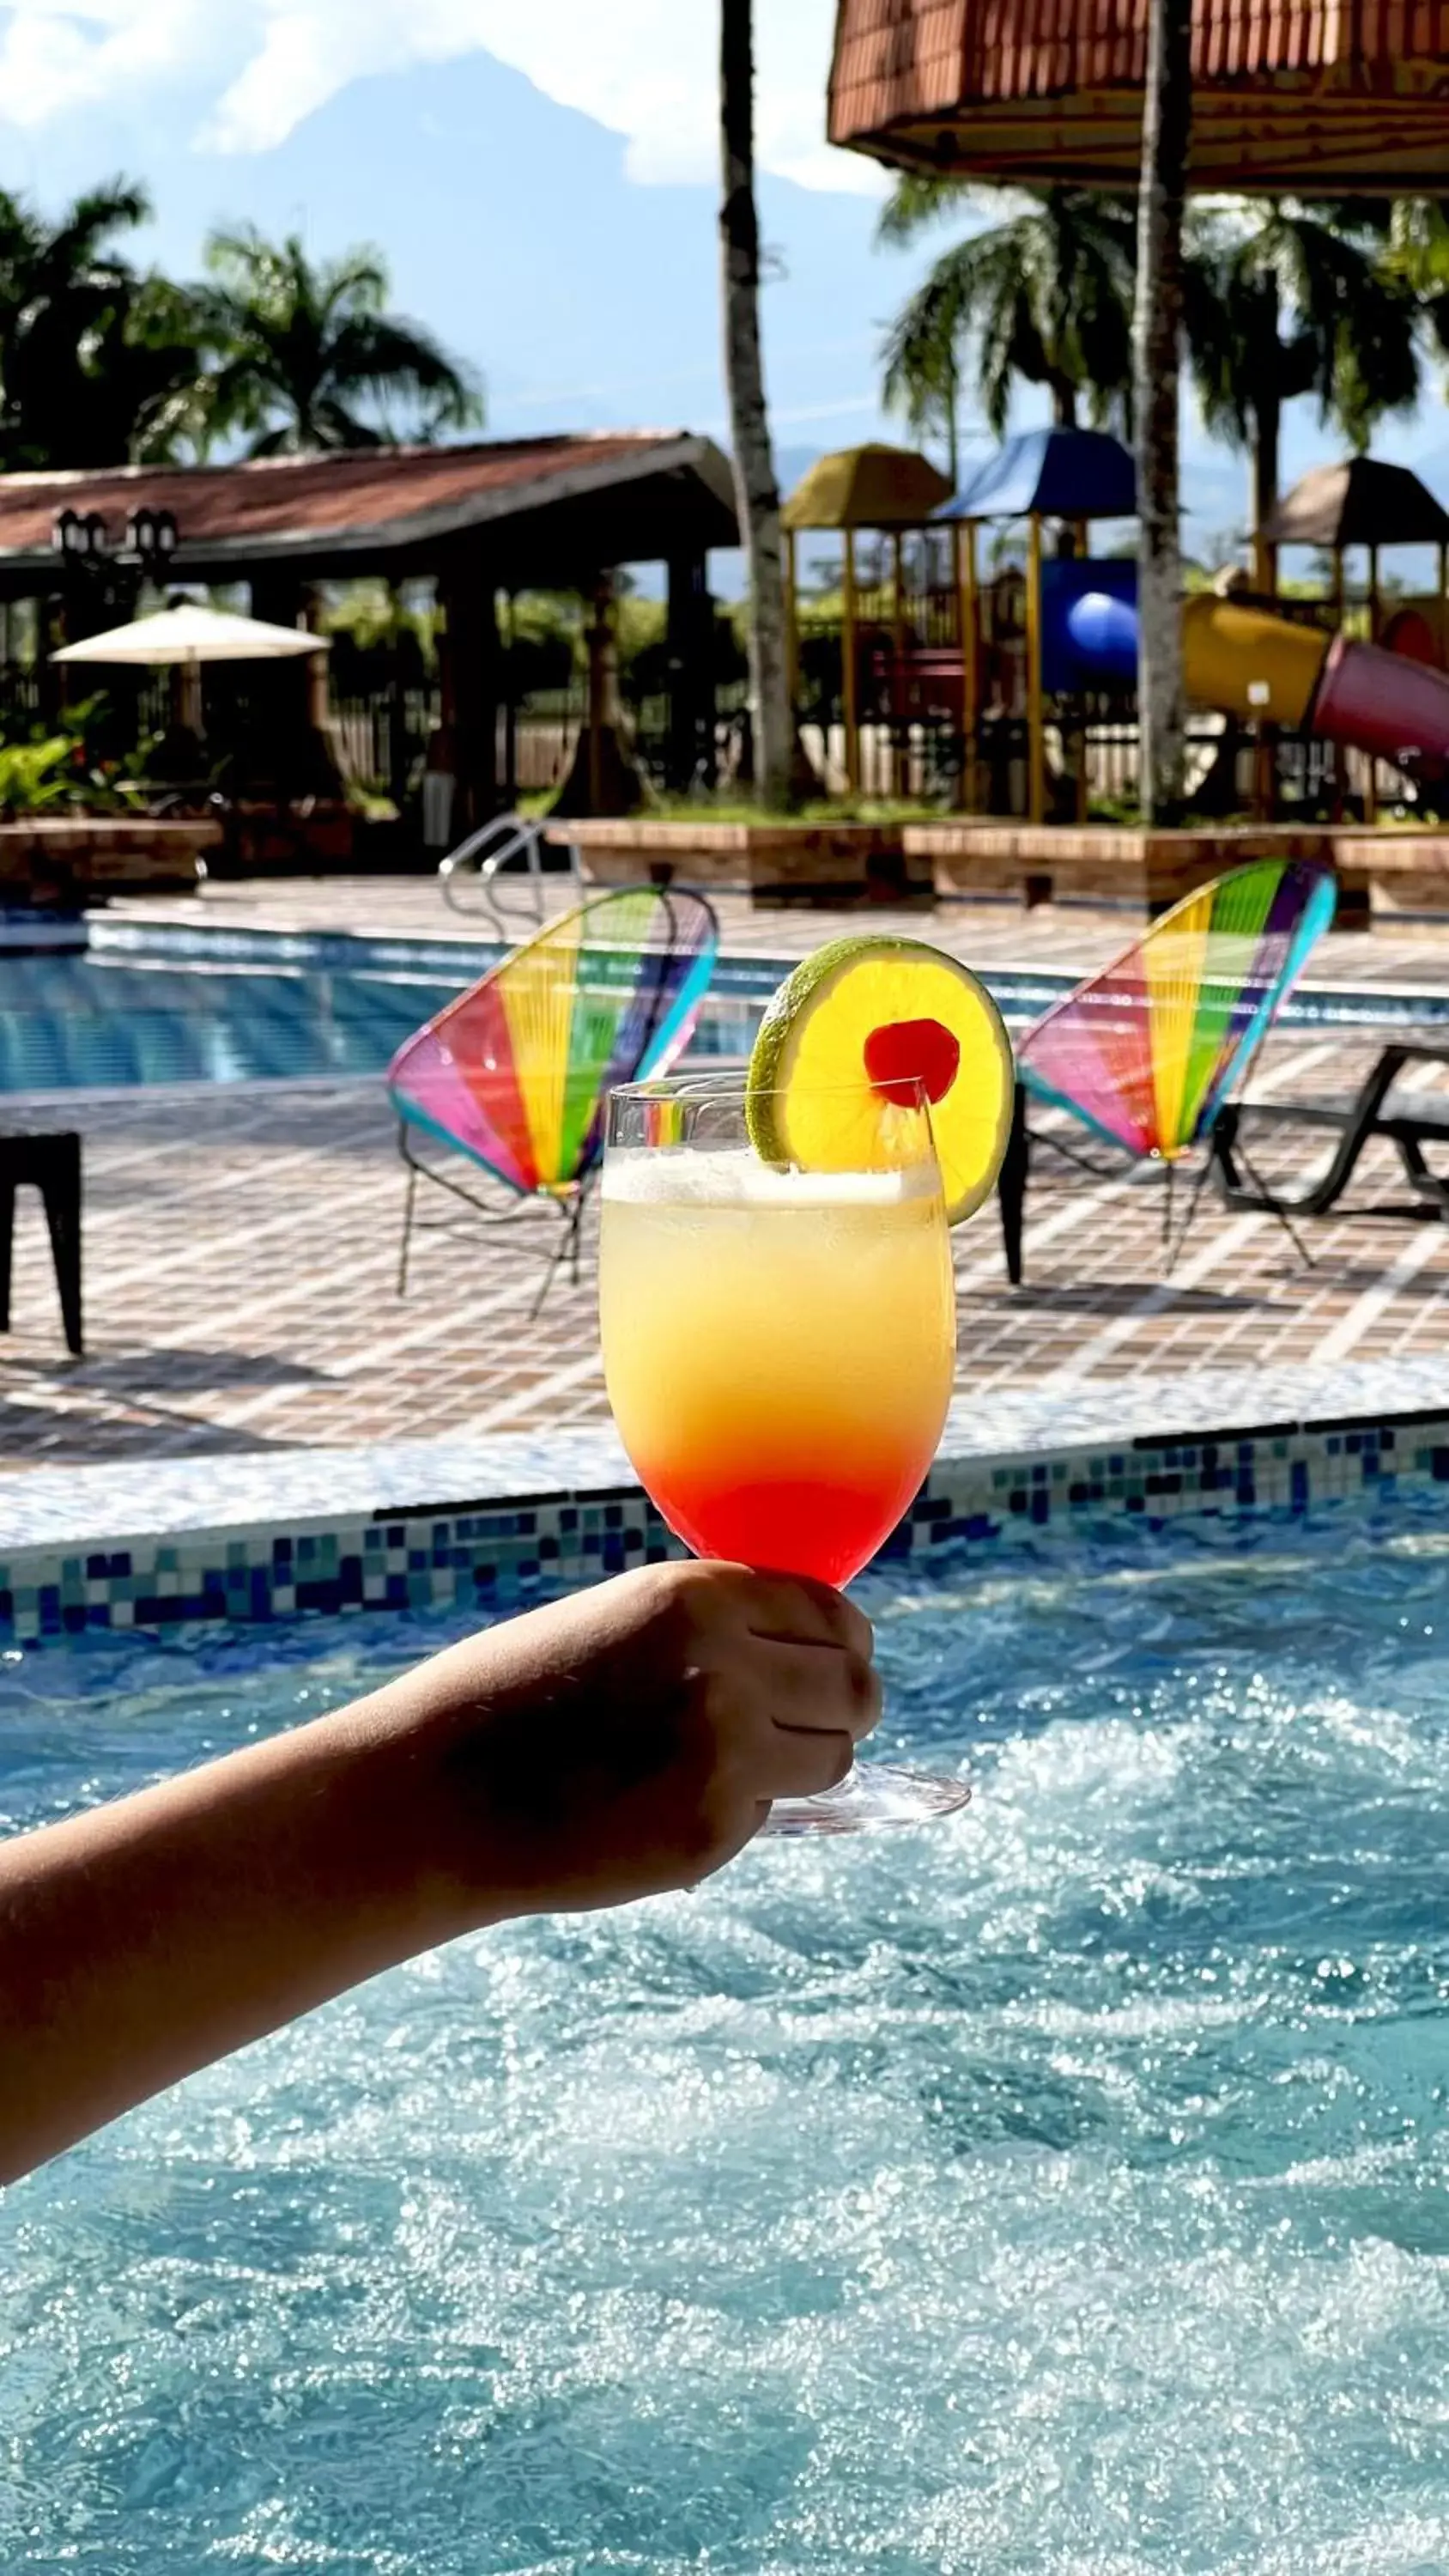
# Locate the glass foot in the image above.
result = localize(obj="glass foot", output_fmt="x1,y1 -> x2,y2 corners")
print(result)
760,1763 -> 971,1839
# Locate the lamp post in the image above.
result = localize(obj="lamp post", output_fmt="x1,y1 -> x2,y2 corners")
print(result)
52,509 -> 109,568
124,508 -> 179,584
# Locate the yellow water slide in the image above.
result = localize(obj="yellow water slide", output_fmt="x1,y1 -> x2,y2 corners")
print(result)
1181,592 -> 1449,770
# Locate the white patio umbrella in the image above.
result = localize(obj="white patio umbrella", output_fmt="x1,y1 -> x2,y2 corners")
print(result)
52,603 -> 330,667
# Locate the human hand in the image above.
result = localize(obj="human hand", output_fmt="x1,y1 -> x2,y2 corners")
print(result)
365,1560 -> 882,1929
0,1563 -> 882,2181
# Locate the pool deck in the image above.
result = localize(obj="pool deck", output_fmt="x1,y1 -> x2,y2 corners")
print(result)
4,875 -> 1449,1553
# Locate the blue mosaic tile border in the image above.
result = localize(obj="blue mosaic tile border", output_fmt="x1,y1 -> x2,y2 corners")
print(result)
4,1382 -> 1449,1645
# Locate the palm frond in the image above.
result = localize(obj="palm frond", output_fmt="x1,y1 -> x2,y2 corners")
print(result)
876,173 -> 979,248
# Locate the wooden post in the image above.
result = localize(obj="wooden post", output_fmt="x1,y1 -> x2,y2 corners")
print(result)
956,521 -> 979,813
666,553 -> 711,793
502,590 -> 518,806
1071,518 -> 1089,823
842,528 -> 860,795
1366,544 -> 1380,823
179,654 -> 203,739
1026,512 -> 1046,825
784,529 -> 799,715
1328,546 -> 1346,817
437,544 -> 500,835
892,529 -> 908,797
586,577 -> 609,814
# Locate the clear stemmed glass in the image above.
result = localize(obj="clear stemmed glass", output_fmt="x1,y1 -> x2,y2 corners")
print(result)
598,1070 -> 970,1836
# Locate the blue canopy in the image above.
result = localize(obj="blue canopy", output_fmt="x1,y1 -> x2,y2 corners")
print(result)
936,428 -> 1137,524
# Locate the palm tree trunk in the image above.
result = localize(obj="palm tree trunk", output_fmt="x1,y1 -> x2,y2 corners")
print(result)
719,0 -> 793,811
1252,382 -> 1281,595
1133,0 -> 1193,827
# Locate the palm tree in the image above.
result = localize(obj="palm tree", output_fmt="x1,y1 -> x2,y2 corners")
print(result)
1184,200 -> 1422,586
1386,198 -> 1449,353
196,228 -> 482,456
0,179 -> 203,468
719,0 -> 793,810
1134,0 -> 1192,825
877,181 -> 1138,450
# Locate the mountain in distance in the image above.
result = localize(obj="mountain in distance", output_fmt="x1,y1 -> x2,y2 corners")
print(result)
12,49 -> 902,457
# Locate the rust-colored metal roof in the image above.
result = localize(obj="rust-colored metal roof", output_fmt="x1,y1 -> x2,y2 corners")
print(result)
828,0 -> 1449,191
0,434 -> 739,582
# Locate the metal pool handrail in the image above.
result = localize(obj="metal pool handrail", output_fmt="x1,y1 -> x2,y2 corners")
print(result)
438,813 -> 583,934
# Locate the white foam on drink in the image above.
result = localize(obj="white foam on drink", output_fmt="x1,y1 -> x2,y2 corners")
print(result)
601,1147 -> 939,1208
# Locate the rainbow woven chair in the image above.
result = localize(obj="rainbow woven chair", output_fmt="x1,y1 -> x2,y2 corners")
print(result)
998,858 -> 1338,1283
388,884 -> 718,1307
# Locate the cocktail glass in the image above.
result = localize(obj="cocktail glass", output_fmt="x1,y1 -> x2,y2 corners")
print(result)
599,1070 -> 970,1835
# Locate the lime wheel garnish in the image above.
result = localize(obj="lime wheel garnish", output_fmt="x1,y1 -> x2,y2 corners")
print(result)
746,935 -> 1015,1224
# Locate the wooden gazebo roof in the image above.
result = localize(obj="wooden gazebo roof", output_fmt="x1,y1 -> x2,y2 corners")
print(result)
828,0 -> 1449,191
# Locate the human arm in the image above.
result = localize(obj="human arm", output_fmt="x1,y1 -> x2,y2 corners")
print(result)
0,1561 -> 880,2184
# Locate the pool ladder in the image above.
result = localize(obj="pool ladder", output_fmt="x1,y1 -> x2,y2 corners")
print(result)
438,813 -> 583,936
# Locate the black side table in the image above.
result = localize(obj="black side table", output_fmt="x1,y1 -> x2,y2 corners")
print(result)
0,1132 -> 83,1357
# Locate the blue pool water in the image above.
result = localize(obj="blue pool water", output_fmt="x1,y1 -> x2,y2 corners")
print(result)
3,1510 -> 1448,2572
2,933 -> 1423,1097
0,951 -> 776,1092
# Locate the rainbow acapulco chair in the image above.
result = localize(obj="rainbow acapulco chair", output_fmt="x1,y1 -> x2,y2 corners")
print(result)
997,856 -> 1339,1282
386,883 -> 718,1311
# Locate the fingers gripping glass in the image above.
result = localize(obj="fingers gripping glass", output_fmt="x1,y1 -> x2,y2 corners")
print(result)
599,1072 -> 970,1836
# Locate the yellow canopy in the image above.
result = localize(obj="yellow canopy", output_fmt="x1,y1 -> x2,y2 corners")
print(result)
781,444 -> 953,533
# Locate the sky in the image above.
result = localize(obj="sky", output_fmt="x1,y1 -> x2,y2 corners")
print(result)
0,0 -> 875,190
0,0 -> 1446,558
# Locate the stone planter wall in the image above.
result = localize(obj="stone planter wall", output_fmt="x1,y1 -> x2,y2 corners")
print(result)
909,823 -> 1374,927
0,817 -> 219,903
560,819 -> 933,909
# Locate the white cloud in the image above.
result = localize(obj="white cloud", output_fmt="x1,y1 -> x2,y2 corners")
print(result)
0,0 -> 882,195
0,0 -> 213,126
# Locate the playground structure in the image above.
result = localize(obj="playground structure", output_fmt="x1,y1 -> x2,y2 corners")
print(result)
781,444 -> 953,797
780,431 -> 1449,830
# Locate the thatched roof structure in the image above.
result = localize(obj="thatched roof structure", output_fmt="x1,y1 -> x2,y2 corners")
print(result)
781,444 -> 952,532
828,0 -> 1449,191
1261,459 -> 1449,554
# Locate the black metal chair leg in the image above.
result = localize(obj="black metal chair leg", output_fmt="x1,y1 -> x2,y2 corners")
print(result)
39,1137 -> 83,1355
1210,1053 -> 1407,1221
0,1176 -> 12,1335
1231,1133 -> 1318,1268
530,1212 -> 574,1321
397,1164 -> 418,1298
997,1081 -> 1028,1286
1163,1151 -> 1216,1275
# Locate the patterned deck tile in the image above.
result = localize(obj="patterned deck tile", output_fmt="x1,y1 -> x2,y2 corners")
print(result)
3,885 -> 1449,1487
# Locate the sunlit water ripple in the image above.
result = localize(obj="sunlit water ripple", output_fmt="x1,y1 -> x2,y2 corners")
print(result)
3,1504 -> 1448,2573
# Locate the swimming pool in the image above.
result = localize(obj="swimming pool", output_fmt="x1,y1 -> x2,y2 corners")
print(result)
1,925 -> 1428,1097
3,1507 -> 1446,2573
0,950 -> 775,1092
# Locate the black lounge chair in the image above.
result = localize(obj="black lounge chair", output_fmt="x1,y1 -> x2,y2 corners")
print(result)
1210,1040 -> 1449,1219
